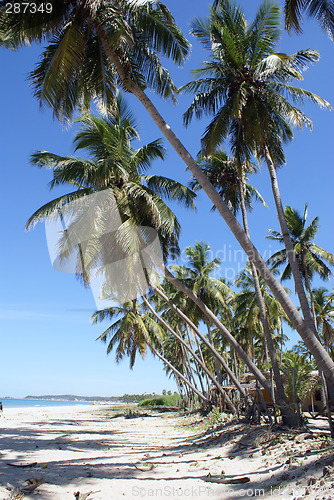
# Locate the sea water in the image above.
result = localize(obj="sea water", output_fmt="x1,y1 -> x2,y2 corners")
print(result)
0,398 -> 93,409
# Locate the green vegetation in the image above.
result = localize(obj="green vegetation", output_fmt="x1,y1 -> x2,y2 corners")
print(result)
138,393 -> 181,407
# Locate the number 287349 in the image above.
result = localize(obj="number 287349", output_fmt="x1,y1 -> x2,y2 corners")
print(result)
5,3 -> 53,14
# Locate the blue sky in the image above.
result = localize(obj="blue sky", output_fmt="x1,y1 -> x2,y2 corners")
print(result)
0,0 -> 333,398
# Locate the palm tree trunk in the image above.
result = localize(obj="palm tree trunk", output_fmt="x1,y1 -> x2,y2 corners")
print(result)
143,296 -> 236,412
153,273 -> 275,397
151,284 -> 249,398
180,342 -> 198,393
206,321 -> 223,385
147,342 -> 210,405
185,324 -> 209,396
238,175 -> 296,425
304,272 -> 317,323
96,36 -> 334,386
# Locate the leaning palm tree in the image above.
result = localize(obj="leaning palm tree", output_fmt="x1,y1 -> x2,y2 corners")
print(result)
26,95 -> 196,261
182,0 -> 333,383
171,241 -> 232,385
92,302 -> 209,405
2,0 -> 333,386
267,204 -> 334,319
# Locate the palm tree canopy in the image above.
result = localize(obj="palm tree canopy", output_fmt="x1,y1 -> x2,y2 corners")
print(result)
281,349 -> 319,402
313,287 -> 334,351
92,300 -> 164,368
283,0 -> 334,40
0,0 -> 190,120
267,204 -> 334,282
189,151 -> 267,215
26,95 -> 196,281
182,0 -> 331,161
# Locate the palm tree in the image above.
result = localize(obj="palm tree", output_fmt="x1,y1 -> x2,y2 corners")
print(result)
267,204 -> 334,319
26,95 -> 196,268
182,0 -> 334,383
234,264 -> 290,369
170,241 -> 234,385
3,0 -> 333,387
281,350 -> 319,419
283,0 -> 334,40
92,300 -> 158,369
189,152 -> 266,215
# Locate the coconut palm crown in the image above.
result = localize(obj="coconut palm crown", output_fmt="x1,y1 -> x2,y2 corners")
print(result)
182,0 -> 330,161
267,204 -> 334,283
26,95 -> 196,272
0,0 -> 189,121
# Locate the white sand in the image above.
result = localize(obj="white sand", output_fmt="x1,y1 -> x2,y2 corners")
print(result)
0,405 -> 333,499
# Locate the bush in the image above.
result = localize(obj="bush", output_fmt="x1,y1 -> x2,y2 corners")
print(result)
138,393 -> 180,407
207,406 -> 222,427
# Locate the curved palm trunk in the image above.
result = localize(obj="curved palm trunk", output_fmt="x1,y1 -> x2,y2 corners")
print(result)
206,321 -> 223,385
180,342 -> 198,395
95,36 -> 334,385
185,324 -> 209,396
238,176 -> 297,426
143,296 -> 236,412
147,342 -> 209,405
152,285 -> 251,398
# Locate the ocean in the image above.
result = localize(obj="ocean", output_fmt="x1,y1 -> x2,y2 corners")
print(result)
0,398 -> 93,409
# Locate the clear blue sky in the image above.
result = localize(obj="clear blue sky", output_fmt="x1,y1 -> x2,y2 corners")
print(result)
0,0 -> 333,398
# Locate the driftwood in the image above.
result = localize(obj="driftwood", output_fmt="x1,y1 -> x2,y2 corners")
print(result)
131,462 -> 155,471
7,462 -> 38,468
202,473 -> 250,484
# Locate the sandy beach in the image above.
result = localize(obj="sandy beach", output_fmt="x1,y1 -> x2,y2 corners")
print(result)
0,405 -> 334,500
